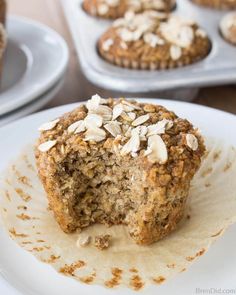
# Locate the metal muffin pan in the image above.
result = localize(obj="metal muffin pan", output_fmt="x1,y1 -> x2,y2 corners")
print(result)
61,0 -> 236,93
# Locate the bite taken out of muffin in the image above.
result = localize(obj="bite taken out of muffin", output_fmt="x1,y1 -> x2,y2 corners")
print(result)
35,95 -> 205,245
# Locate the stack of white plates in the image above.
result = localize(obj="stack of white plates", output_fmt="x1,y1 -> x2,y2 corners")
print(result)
0,16 -> 69,127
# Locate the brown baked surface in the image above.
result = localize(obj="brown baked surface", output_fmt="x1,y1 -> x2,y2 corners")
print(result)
35,96 -> 205,245
83,0 -> 175,19
0,0 -> 6,25
98,12 -> 211,70
192,0 -> 236,9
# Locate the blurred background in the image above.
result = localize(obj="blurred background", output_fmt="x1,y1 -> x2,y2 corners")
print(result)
7,0 -> 236,114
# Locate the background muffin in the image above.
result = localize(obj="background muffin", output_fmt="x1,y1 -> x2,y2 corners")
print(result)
83,0 -> 176,19
220,12 -> 236,45
192,0 -> 236,9
98,11 -> 211,70
0,0 -> 6,25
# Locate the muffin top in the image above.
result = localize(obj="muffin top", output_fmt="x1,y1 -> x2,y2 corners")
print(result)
192,0 -> 236,10
36,95 -> 205,176
98,11 -> 211,69
220,12 -> 236,45
0,23 -> 6,57
83,0 -> 175,19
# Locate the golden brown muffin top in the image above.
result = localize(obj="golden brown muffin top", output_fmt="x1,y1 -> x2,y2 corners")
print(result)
36,95 -> 205,175
83,0 -> 175,19
99,12 -> 210,64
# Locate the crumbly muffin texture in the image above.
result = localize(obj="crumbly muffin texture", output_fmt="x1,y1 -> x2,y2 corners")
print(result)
98,11 -> 211,70
83,0 -> 175,19
220,12 -> 236,45
35,95 -> 205,245
192,0 -> 236,9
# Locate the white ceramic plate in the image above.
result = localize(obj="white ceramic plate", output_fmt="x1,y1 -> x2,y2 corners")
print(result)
0,99 -> 236,295
0,16 -> 69,115
0,77 -> 65,127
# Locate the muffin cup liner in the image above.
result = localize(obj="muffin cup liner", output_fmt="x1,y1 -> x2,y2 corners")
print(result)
1,138 -> 236,290
99,49 -> 207,70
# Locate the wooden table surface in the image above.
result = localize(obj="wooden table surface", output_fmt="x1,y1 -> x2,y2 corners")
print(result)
9,0 -> 236,114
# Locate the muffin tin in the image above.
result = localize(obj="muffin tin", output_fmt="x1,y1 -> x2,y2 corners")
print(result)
61,0 -> 236,93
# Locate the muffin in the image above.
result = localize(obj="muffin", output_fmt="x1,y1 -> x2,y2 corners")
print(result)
98,11 -> 211,70
35,96 -> 205,245
0,0 -> 6,25
83,0 -> 176,19
220,12 -> 236,45
192,0 -> 236,9
0,22 -> 6,75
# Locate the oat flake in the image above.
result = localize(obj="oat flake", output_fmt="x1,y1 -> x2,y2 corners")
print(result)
68,120 -> 85,134
38,119 -> 59,131
186,134 -> 198,151
38,140 -> 57,152
147,135 -> 168,164
132,114 -> 150,127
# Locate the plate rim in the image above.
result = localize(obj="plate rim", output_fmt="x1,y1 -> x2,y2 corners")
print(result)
0,15 -> 69,116
0,75 -> 65,127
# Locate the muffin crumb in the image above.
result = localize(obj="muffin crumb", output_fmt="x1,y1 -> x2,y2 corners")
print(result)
94,234 -> 111,250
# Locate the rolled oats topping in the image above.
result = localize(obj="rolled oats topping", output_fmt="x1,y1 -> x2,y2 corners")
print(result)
144,32 -> 165,47
102,38 -> 114,51
38,119 -> 60,131
170,44 -> 182,60
132,114 -> 150,126
84,127 -> 106,142
38,140 -> 57,152
37,95 -> 203,164
74,121 -> 86,134
112,103 -> 124,120
186,134 -> 199,151
68,120 -> 85,133
120,130 -> 140,155
127,112 -> 136,120
146,135 -> 168,164
86,94 -> 108,112
196,28 -> 207,38
84,114 -> 103,128
160,17 -> 195,48
97,3 -> 109,15
104,121 -> 122,137
147,119 -> 173,136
